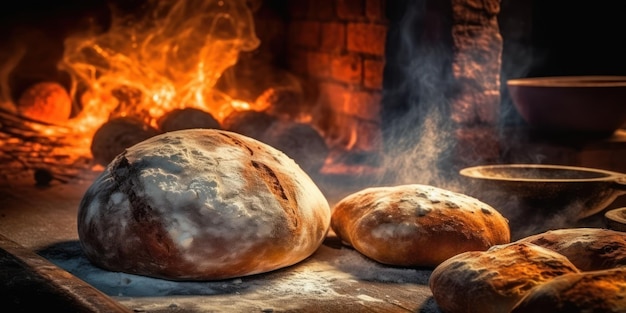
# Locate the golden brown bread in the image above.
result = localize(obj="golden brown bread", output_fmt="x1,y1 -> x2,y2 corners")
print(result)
330,184 -> 510,267
518,227 -> 626,271
429,242 -> 581,313
78,129 -> 330,280
511,268 -> 626,313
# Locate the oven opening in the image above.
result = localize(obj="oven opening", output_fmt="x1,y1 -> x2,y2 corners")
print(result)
1,0 -> 625,195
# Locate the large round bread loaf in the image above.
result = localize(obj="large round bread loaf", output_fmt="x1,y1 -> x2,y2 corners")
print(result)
429,242 -> 580,313
517,227 -> 626,271
511,268 -> 626,313
77,129 -> 331,280
330,184 -> 511,267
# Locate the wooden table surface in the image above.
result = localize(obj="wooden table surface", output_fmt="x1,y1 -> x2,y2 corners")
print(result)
0,178 -> 441,313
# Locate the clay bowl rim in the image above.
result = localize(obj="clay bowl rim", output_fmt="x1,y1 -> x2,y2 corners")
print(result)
507,75 -> 626,88
605,207 -> 626,221
460,164 -> 626,219
605,207 -> 626,228
459,163 -> 626,183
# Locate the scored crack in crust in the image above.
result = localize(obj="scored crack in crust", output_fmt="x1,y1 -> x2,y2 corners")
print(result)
517,227 -> 626,271
429,242 -> 581,313
77,129 -> 331,281
330,184 -> 511,267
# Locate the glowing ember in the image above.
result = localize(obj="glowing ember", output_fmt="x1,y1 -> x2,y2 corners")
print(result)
16,82 -> 72,124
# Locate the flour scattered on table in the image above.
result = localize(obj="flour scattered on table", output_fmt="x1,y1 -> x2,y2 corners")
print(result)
40,241 -> 250,297
253,268 -> 341,298
38,239 -> 439,312
327,246 -> 431,285
41,240 -> 343,298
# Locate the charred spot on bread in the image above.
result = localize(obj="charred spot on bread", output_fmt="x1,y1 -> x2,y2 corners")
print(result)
218,131 -> 254,155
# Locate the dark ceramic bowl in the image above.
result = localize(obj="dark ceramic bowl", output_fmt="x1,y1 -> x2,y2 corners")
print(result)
507,76 -> 626,136
460,164 -> 626,219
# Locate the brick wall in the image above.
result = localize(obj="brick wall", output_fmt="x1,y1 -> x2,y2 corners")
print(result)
284,0 -> 388,158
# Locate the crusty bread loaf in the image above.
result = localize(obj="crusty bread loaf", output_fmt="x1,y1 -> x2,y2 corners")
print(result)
429,242 -> 580,313
77,129 -> 331,280
511,268 -> 626,313
330,184 -> 510,267
518,227 -> 626,271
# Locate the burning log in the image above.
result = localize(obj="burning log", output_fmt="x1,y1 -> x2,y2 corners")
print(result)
222,110 -> 277,140
261,121 -> 329,175
16,82 -> 72,125
158,108 -> 221,132
90,117 -> 160,166
223,110 -> 329,174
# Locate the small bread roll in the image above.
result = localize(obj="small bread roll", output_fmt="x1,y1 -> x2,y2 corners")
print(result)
429,242 -> 581,313
518,227 -> 626,271
78,129 -> 331,280
511,268 -> 626,313
330,184 -> 510,267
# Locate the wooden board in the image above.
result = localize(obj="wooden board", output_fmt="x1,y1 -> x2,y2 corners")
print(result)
0,179 -> 441,313
0,234 -> 132,313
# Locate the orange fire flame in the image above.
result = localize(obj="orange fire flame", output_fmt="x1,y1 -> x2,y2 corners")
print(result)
3,0 -> 262,163
0,0 -> 379,180
67,0 -> 261,127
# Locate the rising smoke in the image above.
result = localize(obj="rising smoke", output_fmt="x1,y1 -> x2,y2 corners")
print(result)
365,0 -> 608,239
373,0 -> 458,191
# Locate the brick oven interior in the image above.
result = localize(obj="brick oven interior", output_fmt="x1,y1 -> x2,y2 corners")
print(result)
1,0 -> 626,190
1,0 -> 626,222
1,0 -> 626,310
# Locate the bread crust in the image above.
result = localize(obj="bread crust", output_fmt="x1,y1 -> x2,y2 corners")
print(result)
77,129 -> 330,280
429,242 -> 580,313
330,184 -> 510,267
518,227 -> 626,271
511,268 -> 626,313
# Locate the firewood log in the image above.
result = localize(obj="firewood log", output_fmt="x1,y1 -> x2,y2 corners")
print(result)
212,110 -> 329,174
90,117 -> 159,166
222,110 -> 277,141
260,121 -> 329,175
158,108 -> 221,132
